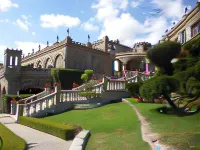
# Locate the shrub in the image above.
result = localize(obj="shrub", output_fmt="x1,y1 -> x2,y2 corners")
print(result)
125,80 -> 143,97
186,77 -> 200,93
147,41 -> 181,75
139,76 -> 180,102
183,34 -> 200,56
81,73 -> 89,83
51,68 -> 84,90
18,116 -> 77,140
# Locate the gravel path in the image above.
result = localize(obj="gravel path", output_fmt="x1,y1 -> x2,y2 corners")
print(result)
122,99 -> 171,150
0,115 -> 72,150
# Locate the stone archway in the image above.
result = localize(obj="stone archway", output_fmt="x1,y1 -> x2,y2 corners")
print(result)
54,54 -> 64,68
36,61 -> 43,68
44,58 -> 53,69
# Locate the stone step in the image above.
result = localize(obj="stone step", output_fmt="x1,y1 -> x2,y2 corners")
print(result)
73,103 -> 102,110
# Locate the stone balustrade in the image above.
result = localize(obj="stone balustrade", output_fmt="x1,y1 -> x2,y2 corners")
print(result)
60,90 -> 87,102
19,90 -> 48,104
22,92 -> 57,117
21,67 -> 50,76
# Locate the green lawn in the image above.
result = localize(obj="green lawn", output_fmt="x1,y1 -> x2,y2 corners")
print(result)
44,102 -> 150,150
126,98 -> 200,150
0,123 -> 26,150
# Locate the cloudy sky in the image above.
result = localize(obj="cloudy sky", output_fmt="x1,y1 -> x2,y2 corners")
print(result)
0,0 -> 198,62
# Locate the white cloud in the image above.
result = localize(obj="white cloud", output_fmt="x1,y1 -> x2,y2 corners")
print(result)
0,0 -> 18,12
131,0 -> 144,8
81,10 -> 84,13
151,0 -> 187,19
0,19 -> 9,23
0,45 -> 6,63
90,0 -> 191,46
91,0 -> 128,21
82,22 -> 99,32
14,19 -> 29,31
32,32 -> 36,36
14,41 -> 46,56
21,15 -> 28,20
40,14 -> 81,28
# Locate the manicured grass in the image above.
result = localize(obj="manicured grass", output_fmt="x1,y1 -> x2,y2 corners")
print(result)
126,98 -> 200,150
44,102 -> 150,150
0,123 -> 26,150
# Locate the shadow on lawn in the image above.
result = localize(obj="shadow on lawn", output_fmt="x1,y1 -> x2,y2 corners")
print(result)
156,106 -> 200,117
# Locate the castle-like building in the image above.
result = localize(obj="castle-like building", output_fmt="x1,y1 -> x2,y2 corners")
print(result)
0,35 -> 153,96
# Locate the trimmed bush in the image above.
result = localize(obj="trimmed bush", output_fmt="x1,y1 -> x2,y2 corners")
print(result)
125,80 -> 143,97
51,68 -> 84,90
0,123 -> 26,150
139,76 -> 180,103
18,116 -> 77,140
147,41 -> 181,75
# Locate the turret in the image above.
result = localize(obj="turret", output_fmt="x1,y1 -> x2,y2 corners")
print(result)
4,48 -> 22,77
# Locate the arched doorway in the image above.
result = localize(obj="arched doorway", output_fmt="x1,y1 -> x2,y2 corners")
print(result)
127,59 -> 145,71
54,54 -> 64,68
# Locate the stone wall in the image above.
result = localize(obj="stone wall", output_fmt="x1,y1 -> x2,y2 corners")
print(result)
66,45 -> 112,76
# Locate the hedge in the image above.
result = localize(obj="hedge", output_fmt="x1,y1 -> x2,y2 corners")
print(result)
51,68 -> 84,90
18,116 -> 77,140
0,123 -> 26,150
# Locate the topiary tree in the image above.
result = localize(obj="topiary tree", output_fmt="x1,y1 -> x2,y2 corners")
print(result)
81,69 -> 94,83
147,41 -> 181,75
140,76 -> 180,109
81,74 -> 89,83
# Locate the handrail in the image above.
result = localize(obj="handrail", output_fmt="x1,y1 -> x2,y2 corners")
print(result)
24,92 -> 56,105
19,90 -> 47,104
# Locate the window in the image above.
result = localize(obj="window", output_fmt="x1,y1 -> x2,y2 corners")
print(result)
10,56 -> 12,66
192,21 -> 200,37
180,30 -> 186,44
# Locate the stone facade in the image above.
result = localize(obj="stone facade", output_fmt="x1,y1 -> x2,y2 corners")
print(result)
161,2 -> 200,44
0,35 -> 153,97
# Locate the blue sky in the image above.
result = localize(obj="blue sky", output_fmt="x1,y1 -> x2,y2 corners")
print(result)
0,0 -> 198,62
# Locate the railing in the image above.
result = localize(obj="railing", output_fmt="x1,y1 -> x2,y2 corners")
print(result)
60,90 -> 87,102
22,92 -> 57,117
19,89 -> 48,104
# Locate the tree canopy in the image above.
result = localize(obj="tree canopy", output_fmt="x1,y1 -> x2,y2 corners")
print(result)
147,41 -> 181,75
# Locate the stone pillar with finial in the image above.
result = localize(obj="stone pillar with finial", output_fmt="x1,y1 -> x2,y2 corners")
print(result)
47,41 -> 49,47
32,49 -> 34,54
38,44 -> 41,51
57,35 -> 59,43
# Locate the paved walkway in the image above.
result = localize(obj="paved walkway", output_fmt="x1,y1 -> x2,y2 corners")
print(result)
0,115 -> 72,150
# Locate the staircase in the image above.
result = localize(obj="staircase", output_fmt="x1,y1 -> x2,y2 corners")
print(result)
15,71 -> 151,120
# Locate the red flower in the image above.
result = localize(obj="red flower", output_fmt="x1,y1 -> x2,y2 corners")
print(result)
73,82 -> 79,88
45,83 -> 50,87
54,82 -> 60,86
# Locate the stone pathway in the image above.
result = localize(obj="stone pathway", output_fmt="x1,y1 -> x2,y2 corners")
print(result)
122,99 -> 171,150
0,114 -> 72,150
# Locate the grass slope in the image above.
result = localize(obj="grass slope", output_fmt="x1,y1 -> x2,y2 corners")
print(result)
0,123 -> 26,150
127,98 -> 200,150
44,102 -> 150,150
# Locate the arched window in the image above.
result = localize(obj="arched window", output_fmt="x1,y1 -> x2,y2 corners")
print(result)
45,58 -> 53,68
15,56 -> 18,66
10,56 -> 12,66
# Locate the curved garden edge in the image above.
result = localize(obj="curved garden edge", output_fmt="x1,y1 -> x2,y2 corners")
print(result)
69,129 -> 90,150
122,99 -> 171,150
